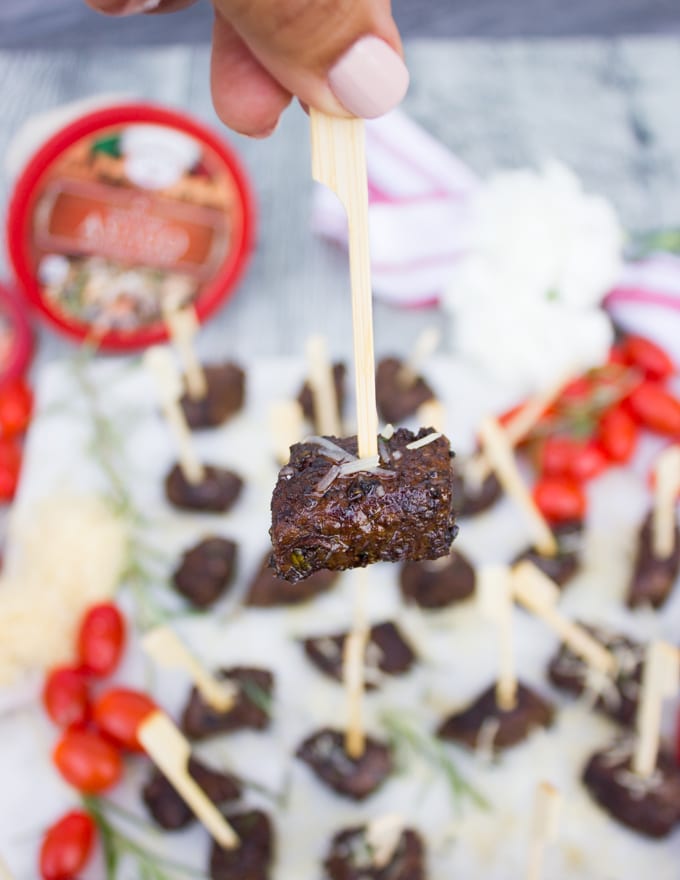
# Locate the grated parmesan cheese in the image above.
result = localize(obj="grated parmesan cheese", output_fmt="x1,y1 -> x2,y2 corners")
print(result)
406,432 -> 442,450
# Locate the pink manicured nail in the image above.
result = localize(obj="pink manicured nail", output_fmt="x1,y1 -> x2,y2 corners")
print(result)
328,36 -> 409,119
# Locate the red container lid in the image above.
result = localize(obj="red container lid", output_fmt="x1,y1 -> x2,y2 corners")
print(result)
7,103 -> 256,352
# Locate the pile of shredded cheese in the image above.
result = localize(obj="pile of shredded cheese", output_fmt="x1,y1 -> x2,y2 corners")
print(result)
0,494 -> 128,685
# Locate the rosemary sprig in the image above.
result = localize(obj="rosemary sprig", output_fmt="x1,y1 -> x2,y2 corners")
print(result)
239,678 -> 274,718
381,710 -> 489,815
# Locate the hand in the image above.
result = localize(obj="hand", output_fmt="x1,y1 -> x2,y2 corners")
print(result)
86,0 -> 409,137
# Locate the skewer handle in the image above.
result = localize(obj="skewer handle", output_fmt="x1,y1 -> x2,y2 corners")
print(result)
165,306 -> 207,401
633,640 -> 679,777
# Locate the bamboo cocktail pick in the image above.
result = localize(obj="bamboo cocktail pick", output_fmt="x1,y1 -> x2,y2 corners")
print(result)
416,398 -> 446,434
143,626 -> 236,712
138,711 -> 238,849
343,567 -> 370,758
144,347 -> 205,485
512,561 -> 617,677
397,326 -> 441,388
478,416 -> 557,557
651,445 -> 680,559
310,109 -> 377,458
526,781 -> 561,880
306,334 -> 342,436
269,400 -> 304,466
632,640 -> 679,777
164,304 -> 208,401
478,564 -> 517,711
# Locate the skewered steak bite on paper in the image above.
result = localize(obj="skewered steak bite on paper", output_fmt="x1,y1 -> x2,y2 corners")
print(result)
180,362 -> 245,429
324,825 -> 426,880
270,428 -> 457,583
548,625 -> 644,726
452,466 -> 502,517
165,464 -> 243,513
304,621 -> 416,688
375,357 -> 435,424
297,362 -> 347,428
173,537 -> 237,608
296,728 -> 393,800
245,550 -> 338,607
438,683 -> 554,751
210,809 -> 274,880
627,512 -> 680,608
583,739 -> 680,838
181,667 -> 273,740
142,757 -> 241,830
513,520 -> 583,588
400,549 -> 475,609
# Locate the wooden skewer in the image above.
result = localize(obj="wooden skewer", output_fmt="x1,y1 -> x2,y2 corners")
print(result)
512,561 -> 617,676
526,782 -> 561,880
306,334 -> 341,436
632,640 -> 679,778
269,400 -> 304,466
397,326 -> 441,388
366,814 -> 406,869
310,109 -> 377,459
143,626 -> 236,712
478,416 -> 557,557
343,567 -> 370,758
164,305 -> 208,401
478,564 -> 517,711
138,711 -> 239,848
0,856 -> 15,880
416,398 -> 446,434
652,445 -> 680,559
144,347 -> 205,484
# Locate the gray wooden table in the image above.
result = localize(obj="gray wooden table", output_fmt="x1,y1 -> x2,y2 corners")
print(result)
1,38 -> 680,365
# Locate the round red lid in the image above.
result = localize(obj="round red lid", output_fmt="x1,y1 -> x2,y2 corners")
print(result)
7,103 -> 256,352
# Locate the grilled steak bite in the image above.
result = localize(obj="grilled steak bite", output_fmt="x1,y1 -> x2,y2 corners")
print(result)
375,357 -> 435,424
297,362 -> 347,429
244,551 -> 338,607
165,464 -> 243,513
400,549 -> 475,609
452,467 -> 502,517
210,809 -> 274,880
303,621 -> 416,688
173,537 -> 237,608
513,520 -> 583,589
181,667 -> 273,740
548,625 -> 644,726
324,825 -> 425,880
270,428 -> 457,583
180,363 -> 245,430
296,728 -> 392,800
583,739 -> 680,838
438,683 -> 554,751
142,757 -> 241,830
627,512 -> 680,609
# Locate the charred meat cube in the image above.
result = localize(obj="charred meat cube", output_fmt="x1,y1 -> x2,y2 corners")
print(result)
180,363 -> 245,430
142,756 -> 241,830
438,682 -> 554,752
296,728 -> 392,800
324,825 -> 425,880
375,357 -> 435,424
210,809 -> 273,880
583,739 -> 680,838
303,621 -> 416,688
548,624 -> 644,726
297,362 -> 347,430
452,467 -> 502,517
400,549 -> 475,609
627,512 -> 680,609
181,667 -> 273,741
244,551 -> 338,607
270,428 -> 457,583
173,537 -> 237,608
165,464 -> 243,514
513,519 -> 583,589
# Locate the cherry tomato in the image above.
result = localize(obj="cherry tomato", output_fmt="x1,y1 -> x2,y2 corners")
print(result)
77,603 -> 125,677
93,688 -> 156,752
0,378 -> 33,437
626,382 -> 680,437
596,406 -> 638,464
42,667 -> 90,728
557,376 -> 593,406
39,810 -> 96,880
53,729 -> 122,793
607,345 -> 627,367
621,334 -> 675,381
539,436 -> 607,482
0,436 -> 22,502
533,477 -> 587,524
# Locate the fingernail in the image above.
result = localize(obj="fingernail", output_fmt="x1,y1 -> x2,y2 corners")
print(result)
328,36 -> 409,119
121,0 -> 161,14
